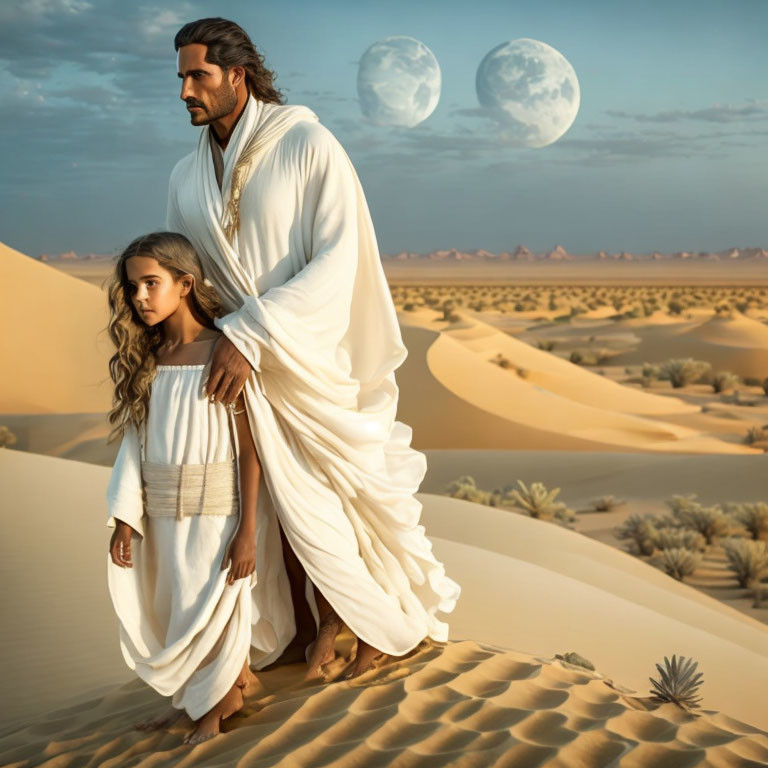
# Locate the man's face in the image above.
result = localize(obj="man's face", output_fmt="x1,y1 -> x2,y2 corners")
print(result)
177,43 -> 238,126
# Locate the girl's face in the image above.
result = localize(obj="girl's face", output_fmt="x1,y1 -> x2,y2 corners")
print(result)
125,256 -> 192,326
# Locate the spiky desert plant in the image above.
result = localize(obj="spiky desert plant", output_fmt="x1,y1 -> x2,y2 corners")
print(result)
506,480 -> 574,524
665,495 -> 730,544
721,538 -> 768,588
588,495 -> 625,512
616,514 -> 658,556
652,547 -> 701,580
724,502 -> 768,541
649,655 -> 704,710
659,358 -> 712,388
650,527 -> 707,553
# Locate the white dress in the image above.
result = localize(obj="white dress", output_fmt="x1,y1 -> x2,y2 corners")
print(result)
106,361 -> 293,721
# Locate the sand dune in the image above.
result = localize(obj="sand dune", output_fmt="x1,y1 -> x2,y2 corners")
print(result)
439,315 -> 698,416
2,447 -> 768,764
0,241 -> 114,413
420,496 -> 768,729
679,310 -> 768,349
3,637 -> 767,767
597,315 -> 768,381
397,323 -> 759,453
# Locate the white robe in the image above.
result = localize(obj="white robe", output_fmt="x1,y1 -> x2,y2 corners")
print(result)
163,94 -> 461,657
106,363 -> 295,720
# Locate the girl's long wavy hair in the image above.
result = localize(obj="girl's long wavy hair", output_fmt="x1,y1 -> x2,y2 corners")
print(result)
174,17 -> 285,105
105,231 -> 225,446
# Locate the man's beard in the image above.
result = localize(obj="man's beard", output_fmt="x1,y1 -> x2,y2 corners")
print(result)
188,82 -> 238,124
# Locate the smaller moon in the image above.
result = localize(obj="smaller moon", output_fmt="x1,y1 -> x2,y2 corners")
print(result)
357,35 -> 441,127
475,38 -> 580,148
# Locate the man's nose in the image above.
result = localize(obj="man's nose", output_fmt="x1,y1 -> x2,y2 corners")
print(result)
180,79 -> 194,101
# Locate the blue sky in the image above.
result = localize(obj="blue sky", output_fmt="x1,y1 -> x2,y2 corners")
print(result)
1,0 -> 766,257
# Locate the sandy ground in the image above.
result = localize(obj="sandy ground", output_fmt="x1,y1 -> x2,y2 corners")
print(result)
3,244 -> 768,764
2,448 -> 768,766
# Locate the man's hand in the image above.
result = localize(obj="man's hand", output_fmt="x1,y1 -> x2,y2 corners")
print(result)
205,334 -> 252,406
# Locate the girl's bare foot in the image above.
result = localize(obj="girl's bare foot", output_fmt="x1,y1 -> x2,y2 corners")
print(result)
183,684 -> 244,745
303,609 -> 344,680
344,639 -> 387,679
134,704 -> 183,731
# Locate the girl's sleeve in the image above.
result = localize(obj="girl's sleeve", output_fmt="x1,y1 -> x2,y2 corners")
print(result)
106,420 -> 146,539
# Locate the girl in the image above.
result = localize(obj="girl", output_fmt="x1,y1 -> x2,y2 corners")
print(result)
105,231 -> 260,745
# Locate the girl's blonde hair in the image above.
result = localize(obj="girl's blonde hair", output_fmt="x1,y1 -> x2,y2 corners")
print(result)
105,231 -> 225,445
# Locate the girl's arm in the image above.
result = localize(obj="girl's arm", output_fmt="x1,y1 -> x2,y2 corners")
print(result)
233,392 -> 260,536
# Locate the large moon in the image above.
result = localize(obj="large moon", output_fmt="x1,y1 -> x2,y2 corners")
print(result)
357,35 -> 441,127
475,38 -> 580,148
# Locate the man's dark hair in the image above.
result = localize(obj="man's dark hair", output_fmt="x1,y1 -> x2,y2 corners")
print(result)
174,17 -> 285,104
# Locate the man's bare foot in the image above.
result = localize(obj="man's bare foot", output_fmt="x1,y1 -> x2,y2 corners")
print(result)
183,684 -> 244,745
134,704 -> 183,731
344,639 -> 387,679
303,609 -> 344,680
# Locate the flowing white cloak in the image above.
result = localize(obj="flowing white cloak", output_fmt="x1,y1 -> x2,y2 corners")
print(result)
163,95 -> 461,657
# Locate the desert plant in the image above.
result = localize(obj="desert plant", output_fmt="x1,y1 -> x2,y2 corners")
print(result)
642,362 -> 662,379
569,349 -> 600,366
665,495 -> 730,544
616,514 -> 658,556
651,547 -> 701,580
554,652 -> 595,671
745,425 -> 768,445
0,426 -> 17,449
650,527 -> 707,553
659,358 -> 712,388
721,538 -> 768,588
667,299 -> 684,315
724,502 -> 768,541
490,353 -> 512,369
537,339 -> 556,351
712,371 -> 741,393
506,480 -> 575,525
444,476 -> 492,506
648,655 -> 704,710
763,377 -> 768,396
587,495 -> 625,512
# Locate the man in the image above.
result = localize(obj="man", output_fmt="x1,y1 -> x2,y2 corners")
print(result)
166,13 -> 460,714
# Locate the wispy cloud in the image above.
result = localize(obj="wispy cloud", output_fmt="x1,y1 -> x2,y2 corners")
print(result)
605,99 -> 768,123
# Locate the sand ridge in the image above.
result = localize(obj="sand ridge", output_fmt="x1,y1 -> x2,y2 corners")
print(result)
2,637 -> 767,767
